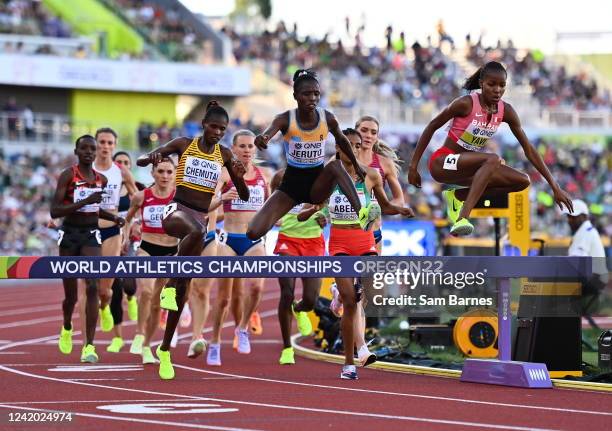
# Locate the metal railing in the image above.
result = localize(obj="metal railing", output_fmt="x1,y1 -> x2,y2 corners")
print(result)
0,34 -> 96,58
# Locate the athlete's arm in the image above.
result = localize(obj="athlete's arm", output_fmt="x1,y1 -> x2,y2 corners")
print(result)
119,163 -> 138,196
208,168 -> 231,212
254,112 -> 289,150
124,190 -> 144,224
99,209 -> 125,226
504,103 -> 573,212
222,147 -> 250,201
137,137 -> 188,167
380,156 -> 404,205
369,169 -> 414,217
408,96 -> 471,187
297,203 -> 324,222
50,169 -> 104,218
326,111 -> 366,180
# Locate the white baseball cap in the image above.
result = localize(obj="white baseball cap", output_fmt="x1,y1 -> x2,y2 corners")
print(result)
561,199 -> 589,216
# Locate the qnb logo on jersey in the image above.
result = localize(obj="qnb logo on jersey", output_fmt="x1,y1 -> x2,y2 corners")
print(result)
145,205 -> 165,226
184,156 -> 221,187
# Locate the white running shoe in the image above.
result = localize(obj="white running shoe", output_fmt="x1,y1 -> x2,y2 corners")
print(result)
235,327 -> 251,354
180,303 -> 192,328
357,345 -> 377,367
206,343 -> 221,366
170,328 -> 179,348
130,334 -> 144,355
187,338 -> 207,359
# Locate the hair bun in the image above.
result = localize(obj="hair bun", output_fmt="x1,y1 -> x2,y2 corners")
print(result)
206,100 -> 219,111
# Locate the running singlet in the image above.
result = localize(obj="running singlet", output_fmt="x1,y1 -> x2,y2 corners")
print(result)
278,204 -> 323,239
369,152 -> 387,184
447,92 -> 505,152
93,161 -> 122,211
328,181 -> 370,225
64,165 -> 104,214
176,137 -> 224,193
222,166 -> 268,212
140,187 -> 175,234
282,108 -> 329,168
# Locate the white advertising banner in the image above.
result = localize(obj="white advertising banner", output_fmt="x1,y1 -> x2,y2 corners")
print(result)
0,54 -> 251,96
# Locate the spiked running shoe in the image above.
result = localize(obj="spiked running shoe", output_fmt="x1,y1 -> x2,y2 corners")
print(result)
279,347 -> 295,365
58,326 -> 72,355
156,346 -> 175,380
442,189 -> 463,224
250,311 -> 263,335
100,305 -> 114,332
160,287 -> 178,311
142,346 -> 157,364
127,296 -> 138,321
187,338 -> 207,359
80,344 -> 98,363
235,327 -> 251,354
340,365 -> 358,380
130,334 -> 144,354
358,202 -> 381,231
450,218 -> 474,237
207,343 -> 221,366
292,303 -> 313,336
106,337 -> 124,353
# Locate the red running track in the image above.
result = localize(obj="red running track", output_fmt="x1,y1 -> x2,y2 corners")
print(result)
0,281 -> 610,431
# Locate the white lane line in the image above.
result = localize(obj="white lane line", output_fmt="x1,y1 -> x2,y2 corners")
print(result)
0,398 -> 180,405
69,378 -> 136,381
0,304 -> 59,317
0,365 -> 557,431
0,404 -> 261,431
0,316 -> 61,330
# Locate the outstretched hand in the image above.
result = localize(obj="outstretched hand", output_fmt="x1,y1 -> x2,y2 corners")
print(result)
408,168 -> 422,188
398,206 -> 415,218
231,158 -> 246,178
254,134 -> 270,150
554,187 -> 573,213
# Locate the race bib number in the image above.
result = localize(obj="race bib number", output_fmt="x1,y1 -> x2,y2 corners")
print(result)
218,230 -> 227,245
143,204 -> 165,228
182,156 -> 221,189
230,184 -> 266,211
443,154 -> 460,171
57,229 -> 65,246
329,189 -> 366,222
286,139 -> 325,166
74,187 -> 101,213
163,203 -> 177,220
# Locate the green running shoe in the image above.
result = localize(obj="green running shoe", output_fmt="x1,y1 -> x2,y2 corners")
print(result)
358,202 -> 381,231
80,344 -> 98,363
130,334 -> 144,354
106,337 -> 124,353
292,303 -> 313,336
450,218 -> 474,236
160,287 -> 178,311
442,189 -> 463,224
156,346 -> 175,380
279,347 -> 295,365
127,296 -> 138,321
142,346 -> 157,364
100,305 -> 114,332
58,326 -> 72,355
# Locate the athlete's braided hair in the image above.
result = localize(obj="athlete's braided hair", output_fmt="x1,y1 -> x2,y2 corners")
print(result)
203,100 -> 229,123
293,68 -> 318,91
463,61 -> 507,91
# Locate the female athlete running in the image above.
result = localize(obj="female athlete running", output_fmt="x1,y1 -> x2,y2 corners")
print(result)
408,61 -> 573,235
125,158 -> 178,364
52,135 -> 124,363
136,101 -> 249,380
246,69 -> 376,241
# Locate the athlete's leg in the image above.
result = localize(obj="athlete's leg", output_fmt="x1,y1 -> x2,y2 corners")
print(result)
98,234 -> 121,309
230,277 -> 243,327
109,278 -> 124,340
81,245 -> 101,346
310,159 -> 362,213
189,240 -> 217,344
143,278 -> 166,348
335,277 -> 357,366
59,247 -> 78,332
293,277 -> 320,313
135,249 -> 153,337
246,190 -> 296,240
454,164 -> 531,201
210,242 -> 237,345
158,211 -> 206,351
277,276 -> 296,349
237,243 -> 266,331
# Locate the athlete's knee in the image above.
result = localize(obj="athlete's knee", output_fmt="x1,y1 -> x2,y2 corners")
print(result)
246,224 -> 262,241
85,280 -> 98,298
516,171 -> 530,190
484,154 -> 502,167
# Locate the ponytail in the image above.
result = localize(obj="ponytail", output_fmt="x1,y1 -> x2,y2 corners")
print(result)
203,100 -> 229,122
463,61 -> 507,91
